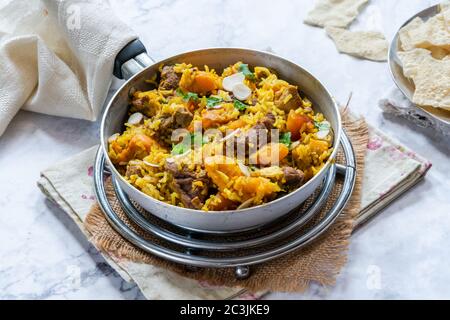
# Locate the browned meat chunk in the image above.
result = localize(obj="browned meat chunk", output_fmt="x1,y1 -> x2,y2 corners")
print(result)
237,113 -> 276,153
226,113 -> 276,157
125,160 -> 144,178
158,106 -> 193,136
173,107 -> 194,127
130,95 -> 161,117
252,113 -> 275,131
131,96 -> 147,109
282,166 -> 304,188
274,85 -> 303,112
158,66 -> 180,91
165,162 -> 211,209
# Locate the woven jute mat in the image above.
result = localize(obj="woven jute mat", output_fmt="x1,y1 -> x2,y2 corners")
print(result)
84,111 -> 368,292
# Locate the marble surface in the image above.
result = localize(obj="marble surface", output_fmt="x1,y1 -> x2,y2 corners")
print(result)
0,0 -> 449,300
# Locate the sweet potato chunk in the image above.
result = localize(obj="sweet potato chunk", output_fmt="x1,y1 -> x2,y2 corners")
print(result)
249,143 -> 289,166
204,155 -> 244,190
233,176 -> 280,202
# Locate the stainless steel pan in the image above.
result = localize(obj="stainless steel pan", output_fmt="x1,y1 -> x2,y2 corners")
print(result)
101,40 -> 342,232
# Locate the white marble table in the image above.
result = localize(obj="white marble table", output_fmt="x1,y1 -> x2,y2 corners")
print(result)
1,0 -> 449,299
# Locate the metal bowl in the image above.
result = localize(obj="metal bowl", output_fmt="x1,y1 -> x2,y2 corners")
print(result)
388,4 -> 450,126
101,48 -> 342,232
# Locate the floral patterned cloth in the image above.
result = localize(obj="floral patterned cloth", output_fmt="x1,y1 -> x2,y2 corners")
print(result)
358,126 -> 431,226
37,123 -> 430,299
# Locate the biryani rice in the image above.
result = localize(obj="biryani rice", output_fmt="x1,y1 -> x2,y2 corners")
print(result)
108,62 -> 333,211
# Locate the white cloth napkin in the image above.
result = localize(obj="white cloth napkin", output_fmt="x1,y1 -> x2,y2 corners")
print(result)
0,0 -> 137,136
379,87 -> 450,136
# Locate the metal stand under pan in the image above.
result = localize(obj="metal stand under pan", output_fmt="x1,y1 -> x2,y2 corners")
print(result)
94,131 -> 356,279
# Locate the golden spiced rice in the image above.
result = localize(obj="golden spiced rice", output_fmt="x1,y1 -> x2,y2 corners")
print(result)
108,62 -> 333,211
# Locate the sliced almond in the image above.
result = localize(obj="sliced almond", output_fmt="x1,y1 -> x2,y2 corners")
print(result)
108,133 -> 120,143
143,160 -> 161,168
237,160 -> 250,176
232,83 -> 252,101
127,112 -> 144,125
219,129 -> 241,142
315,129 -> 330,140
222,72 -> 245,91
237,197 -> 255,210
315,120 -> 331,140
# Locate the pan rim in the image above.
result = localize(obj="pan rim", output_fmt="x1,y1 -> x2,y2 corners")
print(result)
100,47 -> 342,216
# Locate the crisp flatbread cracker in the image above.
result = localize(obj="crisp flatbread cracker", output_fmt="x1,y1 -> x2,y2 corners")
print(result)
326,27 -> 388,61
304,0 -> 368,28
398,48 -> 450,110
398,7 -> 450,58
399,17 -> 426,51
440,0 -> 450,13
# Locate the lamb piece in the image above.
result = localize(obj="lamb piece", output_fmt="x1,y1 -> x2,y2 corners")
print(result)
131,96 -> 147,109
158,66 -> 180,91
274,85 -> 303,112
251,113 -> 275,131
282,166 -> 304,188
225,113 -> 276,157
125,160 -> 144,178
130,95 -> 161,117
158,106 -> 193,136
173,107 -> 194,127
239,113 -> 276,152
130,96 -> 148,115
164,161 -> 211,209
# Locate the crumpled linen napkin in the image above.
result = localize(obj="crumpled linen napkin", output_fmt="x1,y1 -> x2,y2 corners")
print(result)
37,122 -> 431,300
379,87 -> 450,136
0,0 -> 137,136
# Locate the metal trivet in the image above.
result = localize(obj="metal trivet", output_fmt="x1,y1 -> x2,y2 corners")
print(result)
94,131 -> 356,279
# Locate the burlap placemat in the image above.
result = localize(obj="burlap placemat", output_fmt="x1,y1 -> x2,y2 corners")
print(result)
84,111 -> 368,292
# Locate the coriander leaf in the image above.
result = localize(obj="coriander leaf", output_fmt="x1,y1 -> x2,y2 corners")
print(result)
280,132 -> 291,148
175,88 -> 184,97
191,132 -> 208,146
171,141 -> 190,155
184,92 -> 199,102
202,135 -> 210,144
206,96 -> 223,108
238,64 -> 256,80
314,120 -> 331,131
176,88 -> 198,102
233,99 -> 248,111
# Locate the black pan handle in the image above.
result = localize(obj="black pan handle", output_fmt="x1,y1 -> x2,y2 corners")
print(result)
113,39 -> 152,79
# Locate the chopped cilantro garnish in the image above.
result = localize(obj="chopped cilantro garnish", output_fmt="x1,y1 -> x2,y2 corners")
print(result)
171,141 -> 191,155
206,96 -> 223,108
172,133 -> 208,154
280,132 -> 291,148
233,99 -> 248,111
314,120 -> 331,131
185,92 -> 199,102
238,64 -> 256,80
191,132 -> 209,146
176,88 -> 198,102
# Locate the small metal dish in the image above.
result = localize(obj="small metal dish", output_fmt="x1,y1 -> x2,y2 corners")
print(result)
388,3 -> 450,126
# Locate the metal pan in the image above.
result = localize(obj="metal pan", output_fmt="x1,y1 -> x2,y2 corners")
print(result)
388,3 -> 450,127
100,41 -> 343,232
